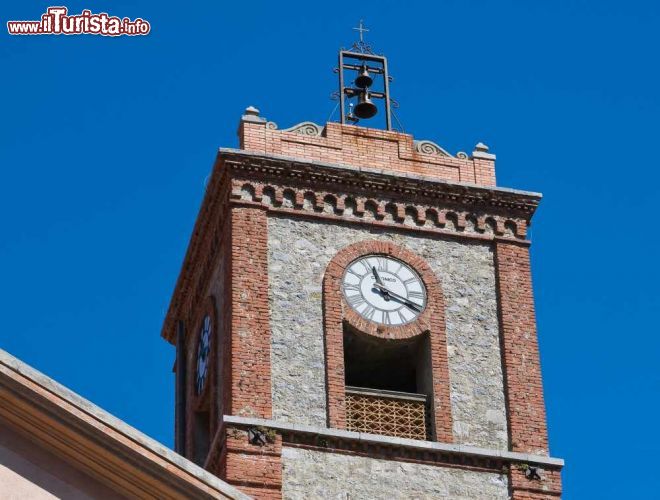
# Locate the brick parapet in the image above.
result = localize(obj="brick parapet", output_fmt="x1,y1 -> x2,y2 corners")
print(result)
239,117 -> 496,186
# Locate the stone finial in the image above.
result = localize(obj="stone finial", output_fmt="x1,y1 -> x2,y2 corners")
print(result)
471,141 -> 496,160
241,105 -> 266,123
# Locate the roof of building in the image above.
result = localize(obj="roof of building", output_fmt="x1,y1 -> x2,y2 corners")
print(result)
0,348 -> 251,499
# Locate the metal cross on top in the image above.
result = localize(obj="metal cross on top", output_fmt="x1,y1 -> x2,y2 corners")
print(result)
351,20 -> 373,54
353,20 -> 369,43
338,20 -> 392,129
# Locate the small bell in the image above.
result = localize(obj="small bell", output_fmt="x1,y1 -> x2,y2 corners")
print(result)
354,64 -> 373,89
354,90 -> 378,119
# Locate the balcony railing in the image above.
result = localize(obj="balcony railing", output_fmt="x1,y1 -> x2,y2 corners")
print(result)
345,386 -> 430,440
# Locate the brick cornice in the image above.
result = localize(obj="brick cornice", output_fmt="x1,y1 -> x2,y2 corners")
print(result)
221,148 -> 541,215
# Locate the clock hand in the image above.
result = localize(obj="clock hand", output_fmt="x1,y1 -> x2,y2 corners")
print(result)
372,266 -> 384,285
372,266 -> 390,301
373,283 -> 421,312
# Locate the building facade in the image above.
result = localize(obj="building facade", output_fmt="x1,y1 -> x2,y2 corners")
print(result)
162,104 -> 564,498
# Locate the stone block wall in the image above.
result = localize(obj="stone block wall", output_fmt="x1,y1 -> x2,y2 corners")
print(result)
268,215 -> 508,449
281,447 -> 509,499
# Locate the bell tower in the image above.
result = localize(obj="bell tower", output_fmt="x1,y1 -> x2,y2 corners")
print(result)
162,29 -> 564,499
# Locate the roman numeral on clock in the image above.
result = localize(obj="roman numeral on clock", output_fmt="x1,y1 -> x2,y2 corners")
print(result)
408,291 -> 424,302
347,294 -> 365,307
359,259 -> 372,274
346,268 -> 363,279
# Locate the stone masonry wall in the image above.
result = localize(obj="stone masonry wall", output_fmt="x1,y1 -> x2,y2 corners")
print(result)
281,447 -> 509,500
268,215 -> 508,449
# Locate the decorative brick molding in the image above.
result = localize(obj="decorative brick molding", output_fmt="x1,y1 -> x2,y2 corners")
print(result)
225,148 -> 535,241
232,178 -> 528,243
239,113 -> 496,186
322,240 -> 453,442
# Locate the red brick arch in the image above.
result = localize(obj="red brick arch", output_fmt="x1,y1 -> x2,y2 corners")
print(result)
322,240 -> 453,442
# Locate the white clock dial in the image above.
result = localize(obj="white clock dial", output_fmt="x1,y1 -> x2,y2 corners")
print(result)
342,255 -> 427,326
195,315 -> 211,395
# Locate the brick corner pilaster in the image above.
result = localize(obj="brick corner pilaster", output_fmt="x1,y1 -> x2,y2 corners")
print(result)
229,206 -> 273,419
494,241 -> 561,497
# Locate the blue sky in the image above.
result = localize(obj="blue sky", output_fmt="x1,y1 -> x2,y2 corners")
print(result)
1,1 -> 658,497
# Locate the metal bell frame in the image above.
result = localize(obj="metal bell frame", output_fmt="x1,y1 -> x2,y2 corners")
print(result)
338,50 -> 392,130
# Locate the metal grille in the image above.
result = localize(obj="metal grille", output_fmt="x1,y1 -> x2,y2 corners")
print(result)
345,387 -> 429,440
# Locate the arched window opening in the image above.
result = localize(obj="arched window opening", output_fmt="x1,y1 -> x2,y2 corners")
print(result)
343,327 -> 433,440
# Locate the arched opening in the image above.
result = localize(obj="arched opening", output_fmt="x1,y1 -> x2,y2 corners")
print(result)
322,240 -> 453,443
343,326 -> 433,440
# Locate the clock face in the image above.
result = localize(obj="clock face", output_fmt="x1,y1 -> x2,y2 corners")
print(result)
195,315 -> 211,395
342,255 -> 427,326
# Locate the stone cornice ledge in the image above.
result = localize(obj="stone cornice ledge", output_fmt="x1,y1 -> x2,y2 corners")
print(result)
219,148 -> 542,213
224,415 -> 564,469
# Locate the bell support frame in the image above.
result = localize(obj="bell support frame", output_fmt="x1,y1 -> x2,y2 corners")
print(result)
338,50 -> 392,130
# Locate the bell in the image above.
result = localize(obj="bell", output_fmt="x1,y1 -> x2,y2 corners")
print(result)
354,65 -> 373,88
353,90 -> 378,119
